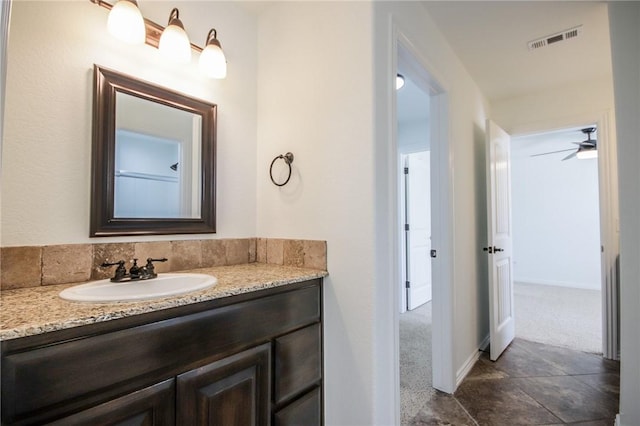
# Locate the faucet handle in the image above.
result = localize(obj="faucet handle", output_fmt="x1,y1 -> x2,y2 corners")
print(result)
100,260 -> 127,281
144,257 -> 168,278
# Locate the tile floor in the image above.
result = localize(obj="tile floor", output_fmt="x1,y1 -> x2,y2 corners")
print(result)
407,339 -> 620,425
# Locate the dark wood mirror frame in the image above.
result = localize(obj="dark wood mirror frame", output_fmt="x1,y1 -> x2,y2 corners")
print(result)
90,65 -> 217,237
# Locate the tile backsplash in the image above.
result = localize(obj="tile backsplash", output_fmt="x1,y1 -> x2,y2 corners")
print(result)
1,238 -> 327,290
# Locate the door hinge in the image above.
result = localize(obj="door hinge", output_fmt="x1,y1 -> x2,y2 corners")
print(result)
405,281 -> 410,289
404,167 -> 409,175
430,249 -> 437,258
405,224 -> 410,231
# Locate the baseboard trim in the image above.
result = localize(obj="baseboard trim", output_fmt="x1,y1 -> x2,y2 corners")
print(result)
615,413 -> 621,426
479,334 -> 490,352
455,335 -> 490,388
515,278 -> 600,291
456,346 -> 482,388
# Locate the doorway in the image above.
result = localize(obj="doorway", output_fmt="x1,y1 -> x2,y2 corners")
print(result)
510,125 -> 602,353
397,72 -> 432,423
395,35 -> 455,422
398,73 -> 432,313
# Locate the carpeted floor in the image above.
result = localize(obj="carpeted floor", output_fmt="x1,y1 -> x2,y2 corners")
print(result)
399,301 -> 432,424
514,282 -> 602,354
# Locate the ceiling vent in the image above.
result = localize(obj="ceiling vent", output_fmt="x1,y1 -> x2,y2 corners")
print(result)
527,25 -> 583,51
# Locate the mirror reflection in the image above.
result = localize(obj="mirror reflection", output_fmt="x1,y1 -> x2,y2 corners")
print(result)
91,66 -> 217,237
114,93 -> 202,219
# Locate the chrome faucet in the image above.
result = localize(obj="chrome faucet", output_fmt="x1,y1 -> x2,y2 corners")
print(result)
101,258 -> 168,282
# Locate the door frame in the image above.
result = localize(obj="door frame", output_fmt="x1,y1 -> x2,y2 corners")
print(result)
394,28 -> 456,395
509,110 -> 619,359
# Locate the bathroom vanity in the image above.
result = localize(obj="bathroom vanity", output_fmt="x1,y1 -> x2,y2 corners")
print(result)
1,264 -> 325,425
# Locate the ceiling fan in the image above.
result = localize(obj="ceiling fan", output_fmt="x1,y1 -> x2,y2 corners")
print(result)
531,127 -> 597,161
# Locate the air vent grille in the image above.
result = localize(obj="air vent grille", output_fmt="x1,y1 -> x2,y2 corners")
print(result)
528,25 -> 583,51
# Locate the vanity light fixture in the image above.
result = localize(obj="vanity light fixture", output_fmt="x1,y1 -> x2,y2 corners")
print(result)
396,74 -> 405,90
107,0 -> 145,44
158,8 -> 191,63
91,0 -> 227,78
199,29 -> 227,79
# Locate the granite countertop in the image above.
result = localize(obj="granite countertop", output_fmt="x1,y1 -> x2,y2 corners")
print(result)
0,263 -> 328,341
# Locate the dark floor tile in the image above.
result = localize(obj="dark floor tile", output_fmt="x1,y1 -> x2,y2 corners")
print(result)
455,378 -> 561,425
513,339 -> 619,375
573,373 -> 620,400
566,420 -> 617,425
489,342 -> 567,378
408,391 -> 476,426
465,356 -> 510,381
512,376 -> 618,423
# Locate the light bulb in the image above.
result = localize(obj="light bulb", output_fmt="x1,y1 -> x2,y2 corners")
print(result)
396,74 -> 405,90
199,29 -> 227,79
158,8 -> 191,63
107,0 -> 145,45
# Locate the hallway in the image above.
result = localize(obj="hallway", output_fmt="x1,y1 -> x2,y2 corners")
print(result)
406,339 -> 620,425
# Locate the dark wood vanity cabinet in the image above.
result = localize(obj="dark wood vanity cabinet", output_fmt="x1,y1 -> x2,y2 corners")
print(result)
1,279 -> 322,426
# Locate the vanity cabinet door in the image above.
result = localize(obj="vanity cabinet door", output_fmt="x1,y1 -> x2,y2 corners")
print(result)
47,379 -> 175,426
176,343 -> 271,426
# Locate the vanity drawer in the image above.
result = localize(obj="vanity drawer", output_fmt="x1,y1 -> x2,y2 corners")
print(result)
1,283 -> 320,424
274,322 -> 322,405
274,387 -> 322,426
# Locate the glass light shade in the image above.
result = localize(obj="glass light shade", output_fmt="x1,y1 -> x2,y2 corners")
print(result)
107,0 -> 145,45
576,149 -> 598,160
396,74 -> 405,90
159,12 -> 191,63
199,42 -> 227,79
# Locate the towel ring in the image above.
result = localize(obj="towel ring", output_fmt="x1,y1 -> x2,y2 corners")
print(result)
270,152 -> 294,186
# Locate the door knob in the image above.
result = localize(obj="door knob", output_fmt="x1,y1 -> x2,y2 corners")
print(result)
483,246 -> 504,253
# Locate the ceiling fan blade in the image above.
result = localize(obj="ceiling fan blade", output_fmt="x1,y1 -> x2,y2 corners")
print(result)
530,148 -> 576,157
562,151 -> 578,161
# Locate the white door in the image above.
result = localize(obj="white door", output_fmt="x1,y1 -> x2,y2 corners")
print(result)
485,120 -> 515,361
405,151 -> 432,310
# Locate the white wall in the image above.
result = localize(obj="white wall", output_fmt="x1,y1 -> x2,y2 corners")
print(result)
2,1 -> 258,246
256,1 -> 491,423
373,1 -> 491,418
608,3 -> 640,425
256,3 -> 377,424
511,129 -> 601,289
398,76 -> 430,154
491,77 -> 615,135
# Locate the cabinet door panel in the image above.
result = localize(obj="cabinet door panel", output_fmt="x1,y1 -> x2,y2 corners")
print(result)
275,324 -> 321,404
177,344 -> 271,426
48,379 -> 175,426
274,387 -> 321,426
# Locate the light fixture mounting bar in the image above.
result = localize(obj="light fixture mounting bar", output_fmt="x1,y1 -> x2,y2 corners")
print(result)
90,0 -> 203,52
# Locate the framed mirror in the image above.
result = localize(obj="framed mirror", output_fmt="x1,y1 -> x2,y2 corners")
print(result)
91,65 -> 216,236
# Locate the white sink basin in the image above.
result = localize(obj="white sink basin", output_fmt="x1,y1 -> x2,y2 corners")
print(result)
59,273 -> 217,303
